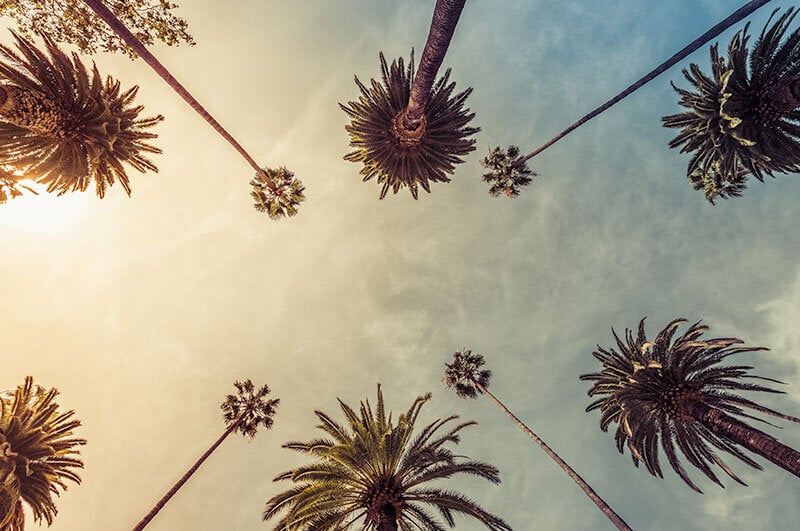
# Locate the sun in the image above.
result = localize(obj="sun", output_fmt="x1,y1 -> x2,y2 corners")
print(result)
0,178 -> 89,232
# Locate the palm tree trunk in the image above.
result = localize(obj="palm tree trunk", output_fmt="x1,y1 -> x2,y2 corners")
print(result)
377,504 -> 398,531
687,400 -> 800,478
518,0 -> 773,165
81,0 -> 275,191
132,417 -> 242,531
476,383 -> 633,531
403,0 -> 467,128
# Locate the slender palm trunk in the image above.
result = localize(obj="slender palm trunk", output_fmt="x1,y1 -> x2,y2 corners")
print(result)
81,0 -> 275,190
475,383 -> 633,531
132,418 -> 242,531
686,400 -> 800,478
517,0 -> 772,164
402,0 -> 467,129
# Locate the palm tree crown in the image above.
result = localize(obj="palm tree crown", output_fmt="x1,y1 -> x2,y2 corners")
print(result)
479,146 -> 536,198
443,349 -> 492,398
263,384 -> 511,531
663,7 -> 800,203
0,377 -> 86,530
580,317 -> 800,492
250,167 -> 306,220
341,52 -> 478,200
0,31 -> 162,198
221,379 -> 280,438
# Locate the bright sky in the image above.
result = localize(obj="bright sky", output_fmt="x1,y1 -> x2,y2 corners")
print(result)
2,1 -> 800,530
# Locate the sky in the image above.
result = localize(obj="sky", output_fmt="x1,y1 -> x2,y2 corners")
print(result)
2,0 -> 800,529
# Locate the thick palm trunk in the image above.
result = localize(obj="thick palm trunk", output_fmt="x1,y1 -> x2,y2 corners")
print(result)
376,504 -> 398,531
518,0 -> 772,164
476,383 -> 633,531
402,0 -> 467,129
81,0 -> 275,190
132,418 -> 241,531
687,400 -> 800,478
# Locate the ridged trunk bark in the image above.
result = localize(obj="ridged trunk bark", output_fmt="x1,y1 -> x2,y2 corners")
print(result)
376,503 -> 398,531
132,418 -> 242,531
80,0 -> 274,190
686,400 -> 800,478
476,383 -> 634,531
518,0 -> 773,164
402,0 -> 467,129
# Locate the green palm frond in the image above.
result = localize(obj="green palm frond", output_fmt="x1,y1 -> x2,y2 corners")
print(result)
220,379 -> 279,439
250,166 -> 305,220
0,377 -> 85,527
479,145 -> 535,198
0,30 -> 162,197
580,318 -> 792,492
663,8 -> 800,203
340,52 -> 479,200
264,384 -> 510,530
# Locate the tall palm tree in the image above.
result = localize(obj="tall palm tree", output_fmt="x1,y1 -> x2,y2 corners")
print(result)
444,350 -> 632,531
263,384 -> 511,531
0,376 -> 86,530
340,0 -> 478,199
481,0 -> 772,197
0,30 -> 162,198
82,0 -> 304,218
133,379 -> 279,531
663,7 -> 800,203
580,317 -> 800,493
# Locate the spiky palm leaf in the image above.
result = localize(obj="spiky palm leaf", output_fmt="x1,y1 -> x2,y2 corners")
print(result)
221,379 -> 279,439
0,165 -> 36,204
263,385 -> 510,531
580,318 -> 800,492
0,31 -> 162,197
249,167 -> 305,220
479,146 -> 535,198
340,52 -> 478,200
0,377 -> 85,528
663,8 -> 800,203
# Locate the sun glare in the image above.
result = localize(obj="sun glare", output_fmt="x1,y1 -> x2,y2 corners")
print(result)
0,179 -> 88,232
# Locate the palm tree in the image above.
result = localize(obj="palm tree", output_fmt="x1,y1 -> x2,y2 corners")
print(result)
580,317 -> 800,493
133,379 -> 279,531
663,7 -> 800,203
0,30 -> 162,198
250,167 -> 306,220
263,384 -> 511,531
82,0 -> 304,218
0,376 -> 86,530
340,0 -> 478,199
481,0 -> 772,196
444,350 -> 632,531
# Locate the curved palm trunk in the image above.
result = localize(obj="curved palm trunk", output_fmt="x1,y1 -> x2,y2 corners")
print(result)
475,383 -> 633,531
132,418 -> 242,531
402,0 -> 467,129
518,0 -> 773,164
687,400 -> 800,478
81,0 -> 275,191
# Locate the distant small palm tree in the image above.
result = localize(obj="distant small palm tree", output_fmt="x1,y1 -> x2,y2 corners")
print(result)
445,350 -> 632,531
133,379 -> 279,531
0,31 -> 162,197
250,167 -> 305,220
263,384 -> 511,531
82,0 -> 305,217
581,318 -> 800,492
0,377 -> 86,530
340,0 -> 478,199
663,7 -> 800,203
480,145 -> 536,198
481,0 -> 772,197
